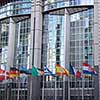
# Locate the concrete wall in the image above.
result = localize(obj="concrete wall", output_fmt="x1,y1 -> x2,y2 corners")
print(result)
29,0 -> 42,68
94,0 -> 100,99
7,18 -> 16,71
28,0 -> 43,100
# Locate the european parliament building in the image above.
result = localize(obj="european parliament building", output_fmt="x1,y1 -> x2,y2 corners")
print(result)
0,0 -> 99,100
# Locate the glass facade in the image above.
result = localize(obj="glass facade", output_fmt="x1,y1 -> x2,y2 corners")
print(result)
0,19 -> 9,70
14,18 -> 30,68
69,8 -> 94,100
0,0 -> 31,19
44,0 -> 94,11
42,10 -> 64,75
42,6 -> 94,100
42,10 -> 65,100
0,0 -> 97,100
70,8 -> 94,67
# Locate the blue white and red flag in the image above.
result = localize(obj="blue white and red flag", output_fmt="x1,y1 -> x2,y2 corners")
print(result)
82,63 -> 97,75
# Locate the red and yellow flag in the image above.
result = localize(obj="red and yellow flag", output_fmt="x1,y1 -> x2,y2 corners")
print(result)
9,70 -> 20,78
56,64 -> 69,76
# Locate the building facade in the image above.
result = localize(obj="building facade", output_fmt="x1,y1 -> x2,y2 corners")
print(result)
0,0 -> 99,100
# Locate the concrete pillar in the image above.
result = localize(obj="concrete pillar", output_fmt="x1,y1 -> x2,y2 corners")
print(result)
33,0 -> 42,68
28,0 -> 42,100
64,8 -> 70,100
64,9 -> 70,69
7,18 -> 15,71
29,0 -> 42,68
29,0 -> 36,68
94,0 -> 100,99
94,66 -> 99,100
94,0 -> 99,66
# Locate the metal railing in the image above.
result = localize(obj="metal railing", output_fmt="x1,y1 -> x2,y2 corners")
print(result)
0,79 -> 94,100
0,80 -> 28,100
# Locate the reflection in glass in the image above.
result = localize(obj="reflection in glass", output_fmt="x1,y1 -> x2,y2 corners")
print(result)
0,1 -> 31,19
70,9 -> 94,67
0,19 -> 9,69
14,19 -> 30,68
44,0 -> 94,11
42,10 -> 64,84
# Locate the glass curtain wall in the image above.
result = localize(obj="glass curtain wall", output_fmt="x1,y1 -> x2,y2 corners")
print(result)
42,10 -> 65,100
70,8 -> 94,67
42,10 -> 64,78
70,9 -> 94,100
0,19 -> 9,70
0,0 -> 31,19
14,18 -> 30,68
43,0 -> 94,11
43,7 -> 94,100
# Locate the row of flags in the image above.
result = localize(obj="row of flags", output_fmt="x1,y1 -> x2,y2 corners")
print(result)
0,63 -> 97,81
69,63 -> 97,78
32,63 -> 97,78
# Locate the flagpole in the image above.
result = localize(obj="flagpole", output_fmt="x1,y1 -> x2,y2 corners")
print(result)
42,76 -> 44,100
29,75 -> 32,100
29,0 -> 36,99
4,64 -> 6,81
17,77 -> 20,100
55,76 -> 57,100
63,75 -> 65,100
68,76 -> 70,100
82,70 -> 84,100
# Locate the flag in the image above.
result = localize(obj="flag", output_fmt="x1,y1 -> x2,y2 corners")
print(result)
56,64 -> 69,76
76,71 -> 81,78
69,64 -> 76,75
19,66 -> 32,74
0,69 -> 9,81
38,69 -> 44,76
69,64 -> 81,78
9,67 -> 20,78
26,69 -> 32,74
0,69 -> 5,74
44,66 -> 56,77
0,76 -> 9,81
9,70 -> 20,78
27,68 -> 44,76
10,67 -> 19,71
83,74 -> 92,78
82,63 -> 97,75
32,66 -> 38,76
19,66 -> 28,74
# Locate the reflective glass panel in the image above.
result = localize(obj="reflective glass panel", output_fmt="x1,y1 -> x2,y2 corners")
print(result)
14,18 -> 30,68
0,19 -> 9,69
70,9 -> 94,67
